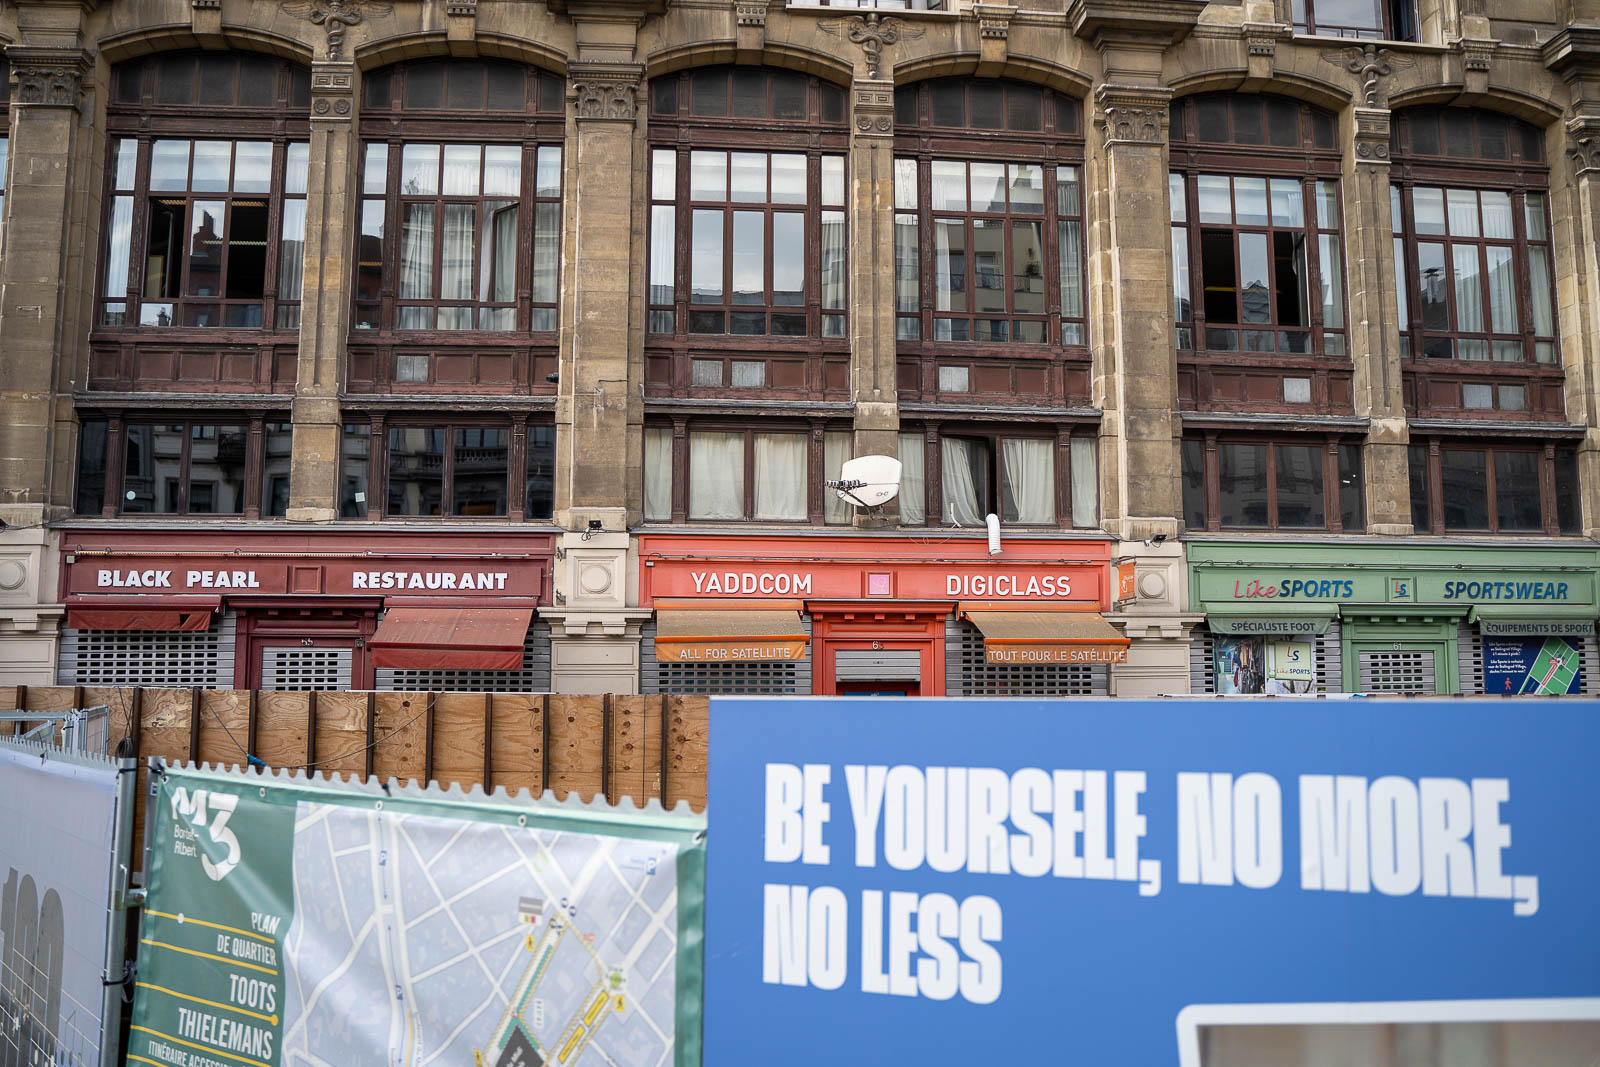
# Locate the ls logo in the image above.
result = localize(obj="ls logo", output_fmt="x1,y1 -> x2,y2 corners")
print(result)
170,787 -> 242,881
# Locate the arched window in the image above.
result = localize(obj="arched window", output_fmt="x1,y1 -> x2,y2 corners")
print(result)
98,53 -> 312,329
892,79 -> 1085,348
1169,93 -> 1346,360
1390,107 -> 1556,366
355,59 -> 566,334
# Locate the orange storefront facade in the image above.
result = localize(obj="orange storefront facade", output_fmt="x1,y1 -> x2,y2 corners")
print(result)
636,534 -> 1126,697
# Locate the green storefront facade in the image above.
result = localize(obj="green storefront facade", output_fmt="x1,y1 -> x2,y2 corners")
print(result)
1187,540 -> 1600,696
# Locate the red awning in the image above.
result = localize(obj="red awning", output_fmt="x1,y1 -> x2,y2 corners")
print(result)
368,607 -> 534,670
67,603 -> 217,631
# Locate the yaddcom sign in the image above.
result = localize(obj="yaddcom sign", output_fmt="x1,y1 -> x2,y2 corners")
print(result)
704,698 -> 1600,1065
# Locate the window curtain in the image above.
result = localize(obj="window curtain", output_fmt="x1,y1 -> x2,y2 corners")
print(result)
754,433 -> 806,521
440,203 -> 475,301
399,203 -> 434,300
899,433 -> 925,524
1451,245 -> 1484,333
1001,438 -> 1055,524
1071,437 -> 1098,528
941,438 -> 984,526
277,200 -> 306,303
689,432 -> 744,519
643,426 -> 672,521
532,202 -> 560,307
480,202 -> 517,304
824,431 -> 852,524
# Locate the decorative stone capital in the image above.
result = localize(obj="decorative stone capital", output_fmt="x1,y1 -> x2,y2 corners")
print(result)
971,4 -> 1017,40
1568,112 -> 1600,176
310,60 -> 357,121
569,63 -> 642,122
1353,106 -> 1392,165
5,47 -> 91,109
1095,84 -> 1172,146
736,0 -> 770,28
1458,37 -> 1494,73
851,79 -> 895,138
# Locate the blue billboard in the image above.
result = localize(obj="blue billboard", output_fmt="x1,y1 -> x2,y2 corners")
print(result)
703,698 -> 1600,1064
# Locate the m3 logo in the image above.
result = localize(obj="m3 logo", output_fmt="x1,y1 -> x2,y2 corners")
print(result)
170,788 -> 242,881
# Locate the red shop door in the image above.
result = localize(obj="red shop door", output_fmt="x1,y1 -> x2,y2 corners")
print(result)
810,606 -> 948,696
237,603 -> 377,690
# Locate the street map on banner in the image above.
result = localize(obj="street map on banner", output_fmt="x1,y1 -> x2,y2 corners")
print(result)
128,767 -> 704,1067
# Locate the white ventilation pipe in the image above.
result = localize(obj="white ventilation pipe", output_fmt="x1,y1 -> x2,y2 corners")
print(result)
986,513 -> 1002,556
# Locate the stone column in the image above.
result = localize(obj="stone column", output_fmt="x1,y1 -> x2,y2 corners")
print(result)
848,78 -> 901,526
1343,105 -> 1413,534
286,60 -> 360,521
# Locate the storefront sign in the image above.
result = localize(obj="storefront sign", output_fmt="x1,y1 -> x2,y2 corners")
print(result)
705,697 -> 1600,1065
1194,563 -> 1594,609
1206,616 -> 1331,636
1479,619 -> 1596,638
1116,561 -> 1136,603
1484,638 -> 1583,695
986,645 -> 1126,665
1268,640 -> 1315,682
656,639 -> 809,662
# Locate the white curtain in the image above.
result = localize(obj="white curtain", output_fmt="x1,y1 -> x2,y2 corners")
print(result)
278,199 -> 306,304
399,203 -> 434,300
899,433 -> 925,524
644,427 -> 673,521
480,201 -> 517,303
824,432 -> 852,524
1002,438 -> 1055,524
1451,245 -> 1483,333
941,437 -> 984,526
442,144 -> 481,196
755,433 -> 806,521
690,432 -> 744,519
1484,246 -> 1518,334
1071,437 -> 1098,528
441,203 -> 474,301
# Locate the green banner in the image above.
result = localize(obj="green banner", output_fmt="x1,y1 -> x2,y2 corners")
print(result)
130,768 -> 706,1067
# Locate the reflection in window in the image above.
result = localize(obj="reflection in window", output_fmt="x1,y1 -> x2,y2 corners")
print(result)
1183,437 -> 1363,532
1409,441 -> 1579,534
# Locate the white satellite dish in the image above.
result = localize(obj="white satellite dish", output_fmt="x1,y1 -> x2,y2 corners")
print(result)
828,454 -> 902,509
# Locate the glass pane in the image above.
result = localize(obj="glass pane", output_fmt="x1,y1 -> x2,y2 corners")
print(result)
730,152 -> 766,203
643,426 -> 673,521
895,158 -> 919,210
691,210 -> 723,303
1269,179 -> 1303,228
1413,187 -> 1445,235
652,148 -> 676,200
481,200 -> 517,305
112,138 -> 138,191
1000,438 -> 1055,524
75,420 -> 108,516
1201,230 -> 1239,325
1446,188 -> 1480,237
1218,444 -> 1269,527
1494,451 -> 1543,532
941,437 -> 991,526
358,200 -> 385,304
934,219 -> 966,313
1234,177 -> 1269,227
532,201 -> 559,307
441,145 -> 480,196
1319,234 -> 1344,330
103,196 -> 134,298
1169,173 -> 1187,223
895,215 -> 919,313
649,205 -> 675,305
1452,245 -> 1483,332
1407,445 -> 1429,531
535,147 -> 561,198
1181,438 -> 1205,530
821,210 -> 846,311
970,162 -> 1006,213
822,156 -> 845,207
1274,445 -> 1325,528
1525,193 -> 1548,241
191,141 -> 231,193
1529,247 -> 1555,337
689,432 -> 745,519
1070,437 -> 1097,527
1238,233 -> 1271,325
363,143 -> 388,195
931,161 -> 966,211
1392,236 -> 1409,330
387,427 -> 445,515
771,153 -> 806,205
731,211 -> 765,305
973,220 -> 1006,314
1059,220 -> 1084,320
185,200 -> 225,297
399,203 -> 436,301
1172,226 -> 1192,324
150,140 -> 191,191
1390,185 -> 1404,234
1480,191 -> 1513,239
1008,164 -> 1043,214
1274,231 -> 1308,328
691,150 -> 727,201
1440,450 -> 1489,530
899,433 -> 925,524
187,425 -> 247,514
451,427 -> 507,516
1197,175 -> 1232,224
400,143 -> 440,195
1339,444 -> 1363,531
1485,246 -> 1517,334
1555,450 -> 1579,535
483,146 -> 521,196
439,203 -> 475,300
773,213 -> 805,306
1417,243 -> 1449,331
234,141 -> 272,193
754,434 -> 807,521
1058,166 -> 1081,216
225,201 -> 268,299
1316,181 -> 1340,229
824,432 -> 852,524
1011,221 -> 1046,315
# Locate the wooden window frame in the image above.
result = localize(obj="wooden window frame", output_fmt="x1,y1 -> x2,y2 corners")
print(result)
75,411 -> 287,519
892,80 -> 1086,354
1293,0 -> 1416,41
1408,437 -> 1576,536
1182,433 -> 1363,533
340,413 -> 554,522
644,418 -> 852,526
901,421 -> 1090,531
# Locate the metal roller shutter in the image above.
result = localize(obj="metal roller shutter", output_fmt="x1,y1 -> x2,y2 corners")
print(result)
259,647 -> 353,691
640,617 -> 813,695
57,611 -> 236,688
375,620 -> 553,692
945,617 -> 1107,697
1357,649 -> 1435,693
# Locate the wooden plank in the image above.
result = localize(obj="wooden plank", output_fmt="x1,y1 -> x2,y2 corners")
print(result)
0,686 -> 17,711
546,694 -> 604,802
610,695 -> 654,808
195,691 -> 252,770
139,688 -> 196,766
313,692 -> 370,781
372,692 -> 430,785
431,693 -> 488,792
23,686 -> 76,712
488,694 -> 542,798
254,691 -> 311,769
663,695 -> 708,813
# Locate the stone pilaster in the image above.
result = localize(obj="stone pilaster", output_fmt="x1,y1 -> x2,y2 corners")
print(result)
542,530 -> 651,693
1109,541 -> 1203,696
1342,104 -> 1412,534
287,60 -> 360,521
848,79 -> 900,527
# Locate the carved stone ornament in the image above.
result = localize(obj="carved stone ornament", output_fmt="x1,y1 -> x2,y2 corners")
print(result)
193,0 -> 222,8
446,0 -> 477,14
1323,43 -> 1413,108
819,13 -> 925,81
736,0 -> 769,28
1353,106 -> 1392,163
281,0 -> 393,60
1096,86 -> 1171,146
1458,37 -> 1494,74
852,81 -> 895,137
6,50 -> 90,108
570,73 -> 640,122
971,4 -> 1017,41
1568,114 -> 1600,177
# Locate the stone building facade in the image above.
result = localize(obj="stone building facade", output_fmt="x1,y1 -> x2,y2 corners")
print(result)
3,0 -> 1600,697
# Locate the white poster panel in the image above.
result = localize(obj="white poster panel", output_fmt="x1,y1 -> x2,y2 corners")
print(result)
0,742 -> 121,1067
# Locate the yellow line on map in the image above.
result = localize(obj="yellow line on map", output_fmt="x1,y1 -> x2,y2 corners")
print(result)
146,909 -> 275,944
136,982 -> 279,1025
139,938 -> 278,976
130,1026 -> 271,1067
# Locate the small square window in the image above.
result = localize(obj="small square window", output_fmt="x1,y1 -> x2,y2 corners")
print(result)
1284,378 -> 1312,404
395,354 -> 429,382
691,359 -> 723,386
731,361 -> 766,388
1462,384 -> 1493,410
938,366 -> 970,392
1498,385 -> 1525,412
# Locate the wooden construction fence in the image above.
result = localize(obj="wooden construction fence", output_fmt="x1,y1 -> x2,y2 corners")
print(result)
1,686 -> 708,869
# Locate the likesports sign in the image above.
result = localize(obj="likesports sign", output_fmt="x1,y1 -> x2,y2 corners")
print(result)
703,698 -> 1600,1064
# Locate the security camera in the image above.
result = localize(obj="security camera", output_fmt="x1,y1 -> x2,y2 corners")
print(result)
587,519 -> 603,530
1151,532 -> 1168,544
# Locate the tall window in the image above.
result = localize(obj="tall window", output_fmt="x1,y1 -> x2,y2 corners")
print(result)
648,68 -> 849,340
1182,435 -> 1364,532
74,415 -> 292,517
897,428 -> 1098,529
1408,440 -> 1579,535
355,60 -> 565,334
99,53 -> 311,330
642,422 -> 853,524
1170,94 -> 1346,358
893,80 -> 1085,347
1293,0 -> 1416,40
1391,107 -> 1556,365
337,416 -> 555,521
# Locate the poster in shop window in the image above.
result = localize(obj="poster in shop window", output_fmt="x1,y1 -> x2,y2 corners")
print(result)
1483,636 -> 1583,695
1213,636 -> 1314,694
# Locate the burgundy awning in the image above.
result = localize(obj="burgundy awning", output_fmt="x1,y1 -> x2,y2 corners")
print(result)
368,607 -> 534,670
67,597 -> 219,632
